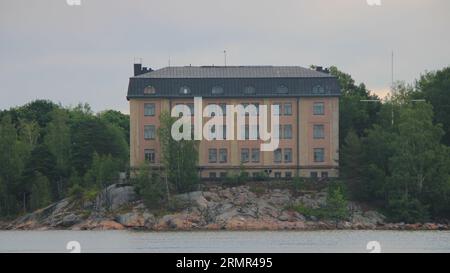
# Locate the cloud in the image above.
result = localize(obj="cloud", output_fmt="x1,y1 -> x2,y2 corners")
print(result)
0,0 -> 449,111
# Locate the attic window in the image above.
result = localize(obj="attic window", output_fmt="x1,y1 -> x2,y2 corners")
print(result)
313,85 -> 325,94
144,85 -> 156,94
211,86 -> 224,95
244,86 -> 256,95
276,85 -> 288,94
179,86 -> 191,95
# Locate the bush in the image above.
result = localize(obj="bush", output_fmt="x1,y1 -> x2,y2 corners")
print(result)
387,197 -> 429,223
68,183 -> 84,200
292,177 -> 306,192
133,166 -> 166,209
253,171 -> 269,182
326,186 -> 349,222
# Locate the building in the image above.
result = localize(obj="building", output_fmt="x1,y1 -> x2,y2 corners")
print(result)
127,64 -> 340,179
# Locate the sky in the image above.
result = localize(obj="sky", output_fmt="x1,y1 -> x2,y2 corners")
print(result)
1,0 -> 449,114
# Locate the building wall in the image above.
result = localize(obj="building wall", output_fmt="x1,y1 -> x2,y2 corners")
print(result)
129,96 -> 339,178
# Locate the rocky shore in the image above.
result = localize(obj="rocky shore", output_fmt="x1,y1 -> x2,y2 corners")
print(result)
2,184 -> 449,231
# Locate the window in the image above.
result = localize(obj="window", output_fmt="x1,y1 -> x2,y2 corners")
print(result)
313,102 -> 325,115
321,172 -> 329,178
310,172 -> 318,178
245,125 -> 250,140
313,85 -> 325,94
144,85 -> 155,94
276,85 -> 289,94
208,149 -> 217,163
241,148 -> 250,163
219,103 -> 227,116
144,149 -> 155,163
244,86 -> 256,95
209,172 -> 217,179
313,124 -> 325,139
144,125 -> 156,140
211,86 -> 224,95
179,86 -> 191,95
144,103 -> 155,116
250,124 -> 259,140
284,103 -> 292,115
274,172 -> 282,178
314,148 -> 325,162
251,148 -> 260,163
285,172 -> 292,178
187,103 -> 194,116
250,102 -> 260,116
219,149 -> 227,163
283,125 -> 292,139
273,103 -> 282,116
274,148 -> 282,163
220,172 -> 227,179
284,148 -> 292,163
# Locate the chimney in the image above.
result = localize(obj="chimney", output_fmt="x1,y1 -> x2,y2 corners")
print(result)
134,63 -> 142,76
133,63 -> 153,76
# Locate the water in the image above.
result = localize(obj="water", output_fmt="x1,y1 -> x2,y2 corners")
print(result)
0,230 -> 449,253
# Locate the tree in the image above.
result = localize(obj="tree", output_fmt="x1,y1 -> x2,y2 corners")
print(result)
18,118 -> 40,150
44,108 -> 71,198
29,172 -> 52,211
415,67 -> 450,146
0,115 -> 28,215
83,152 -> 122,189
70,118 -> 128,174
158,111 -> 199,194
326,186 -> 349,225
329,66 -> 381,145
134,165 -> 166,209
98,110 -> 130,144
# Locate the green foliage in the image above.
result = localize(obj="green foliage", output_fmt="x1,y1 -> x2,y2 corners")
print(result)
158,111 -> 199,193
98,110 -> 130,144
134,165 -> 166,209
329,66 -> 381,145
341,83 -> 450,222
292,204 -> 328,219
326,186 -> 349,222
292,185 -> 348,222
414,67 -> 450,146
253,171 -> 269,182
29,172 -> 52,211
70,118 -> 128,174
68,183 -> 84,200
83,153 -> 122,189
0,101 -> 130,218
387,197 -> 429,223
292,176 -> 307,192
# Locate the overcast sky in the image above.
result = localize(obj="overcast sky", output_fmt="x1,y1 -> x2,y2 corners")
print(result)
1,0 -> 449,113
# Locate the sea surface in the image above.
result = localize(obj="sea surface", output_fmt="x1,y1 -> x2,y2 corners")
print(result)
0,230 -> 449,253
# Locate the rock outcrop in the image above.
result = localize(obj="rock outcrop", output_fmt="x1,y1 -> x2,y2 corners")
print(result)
4,184 -> 449,231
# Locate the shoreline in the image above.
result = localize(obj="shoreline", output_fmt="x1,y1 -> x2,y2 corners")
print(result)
2,184 -> 449,232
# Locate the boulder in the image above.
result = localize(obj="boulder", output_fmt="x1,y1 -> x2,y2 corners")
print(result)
61,213 -> 81,227
115,212 -> 155,228
96,184 -> 137,211
174,191 -> 209,209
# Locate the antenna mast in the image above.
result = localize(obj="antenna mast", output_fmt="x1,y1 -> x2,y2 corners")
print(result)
223,50 -> 227,67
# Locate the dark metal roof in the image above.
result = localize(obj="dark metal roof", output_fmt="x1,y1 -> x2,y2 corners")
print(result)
134,66 -> 332,79
127,66 -> 340,99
